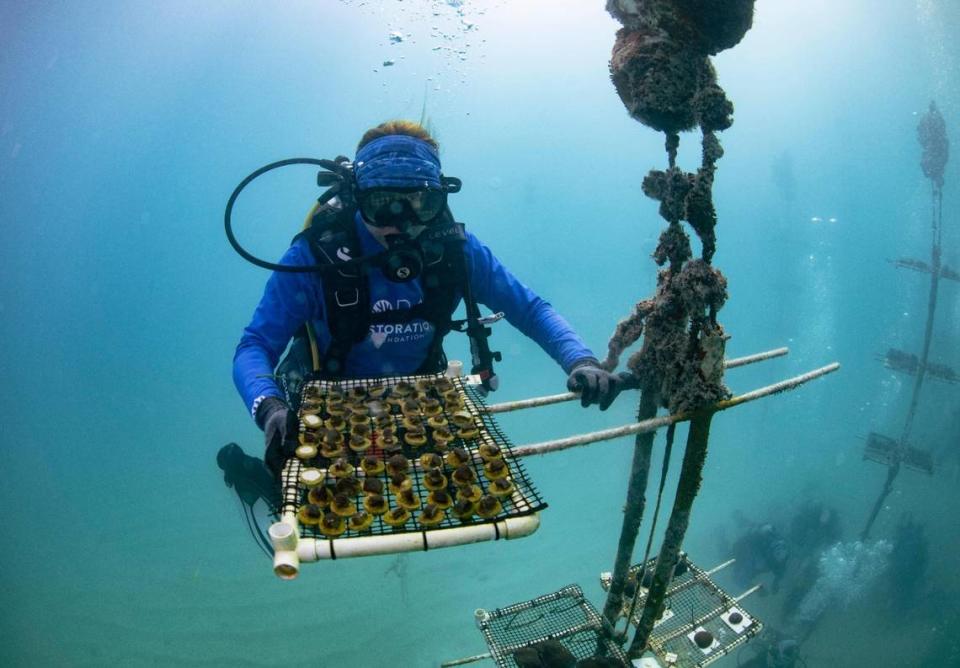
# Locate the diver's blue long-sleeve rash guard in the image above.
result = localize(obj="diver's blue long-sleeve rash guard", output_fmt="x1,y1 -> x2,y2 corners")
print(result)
233,215 -> 595,415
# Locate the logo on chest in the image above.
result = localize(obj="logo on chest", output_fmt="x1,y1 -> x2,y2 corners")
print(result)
369,298 -> 432,349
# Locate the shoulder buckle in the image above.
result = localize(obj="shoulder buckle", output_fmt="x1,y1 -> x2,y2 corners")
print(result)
335,288 -> 360,308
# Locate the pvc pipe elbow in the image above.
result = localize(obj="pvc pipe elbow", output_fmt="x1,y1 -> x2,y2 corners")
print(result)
273,550 -> 299,580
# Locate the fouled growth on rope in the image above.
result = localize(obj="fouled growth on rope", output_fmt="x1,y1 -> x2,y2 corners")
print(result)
604,0 -> 751,413
602,300 -> 653,373
626,251 -> 729,413
600,4 -> 755,654
918,100 -> 949,192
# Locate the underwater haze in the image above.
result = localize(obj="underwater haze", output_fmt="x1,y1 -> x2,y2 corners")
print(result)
2,1 -> 959,666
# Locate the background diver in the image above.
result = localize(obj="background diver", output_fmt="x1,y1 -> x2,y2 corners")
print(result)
219,120 -> 624,553
729,519 -> 790,595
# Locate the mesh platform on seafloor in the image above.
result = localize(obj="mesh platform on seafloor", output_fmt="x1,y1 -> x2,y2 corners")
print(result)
276,372 -> 547,543
476,585 -> 630,668
601,554 -> 763,668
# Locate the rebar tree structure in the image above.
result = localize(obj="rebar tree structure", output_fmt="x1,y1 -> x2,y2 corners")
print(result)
861,101 -> 955,540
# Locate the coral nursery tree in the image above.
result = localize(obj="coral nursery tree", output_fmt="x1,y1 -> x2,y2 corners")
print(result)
597,0 -> 756,656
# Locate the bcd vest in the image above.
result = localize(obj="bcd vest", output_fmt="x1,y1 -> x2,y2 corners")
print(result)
275,202 -> 468,406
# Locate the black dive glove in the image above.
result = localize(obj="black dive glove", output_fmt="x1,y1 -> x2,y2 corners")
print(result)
256,397 -> 298,477
566,358 -> 624,411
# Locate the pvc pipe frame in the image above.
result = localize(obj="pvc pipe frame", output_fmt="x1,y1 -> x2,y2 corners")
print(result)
271,511 -> 540,575
271,513 -> 301,580
512,362 -> 840,458
300,513 -> 539,562
482,347 -> 789,415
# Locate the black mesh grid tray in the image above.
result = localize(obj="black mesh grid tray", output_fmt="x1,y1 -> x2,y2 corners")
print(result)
476,585 -> 630,668
601,554 -> 763,667
275,372 -> 548,540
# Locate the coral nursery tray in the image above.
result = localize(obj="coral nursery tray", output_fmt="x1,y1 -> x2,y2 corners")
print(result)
269,373 -> 546,575
600,553 -> 763,668
476,585 -> 630,668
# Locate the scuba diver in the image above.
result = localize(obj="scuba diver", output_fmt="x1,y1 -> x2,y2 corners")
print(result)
730,521 -> 789,594
221,121 -> 623,551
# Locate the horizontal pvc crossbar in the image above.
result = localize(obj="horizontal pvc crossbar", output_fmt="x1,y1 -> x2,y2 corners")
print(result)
511,362 -> 840,458
297,513 -> 540,562
482,347 -> 790,415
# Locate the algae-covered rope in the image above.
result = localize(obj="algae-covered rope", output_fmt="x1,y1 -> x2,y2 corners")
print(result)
629,411 -> 714,657
621,422 -> 677,631
601,387 -> 660,627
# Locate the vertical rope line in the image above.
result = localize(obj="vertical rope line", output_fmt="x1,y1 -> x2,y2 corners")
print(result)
622,422 -> 677,631
601,388 -> 660,627
629,411 -> 714,658
901,181 -> 943,443
861,462 -> 899,540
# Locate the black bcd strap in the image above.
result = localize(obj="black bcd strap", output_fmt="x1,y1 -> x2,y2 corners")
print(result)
295,205 -> 468,379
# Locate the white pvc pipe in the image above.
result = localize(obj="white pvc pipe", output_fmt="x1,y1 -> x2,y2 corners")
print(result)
705,558 -> 736,576
273,550 -> 299,580
734,584 -> 763,602
512,362 -> 840,457
269,517 -> 298,551
298,514 -> 540,562
270,513 -> 300,579
723,346 -> 790,369
513,417 -> 676,458
440,652 -> 492,667
482,347 -> 790,415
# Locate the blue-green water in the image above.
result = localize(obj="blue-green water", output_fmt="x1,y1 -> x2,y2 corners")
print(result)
1,1 -> 958,666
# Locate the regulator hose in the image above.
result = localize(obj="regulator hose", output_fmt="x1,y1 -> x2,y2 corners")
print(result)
224,157 -> 354,273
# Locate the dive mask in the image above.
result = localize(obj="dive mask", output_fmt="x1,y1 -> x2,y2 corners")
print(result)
358,187 -> 447,227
